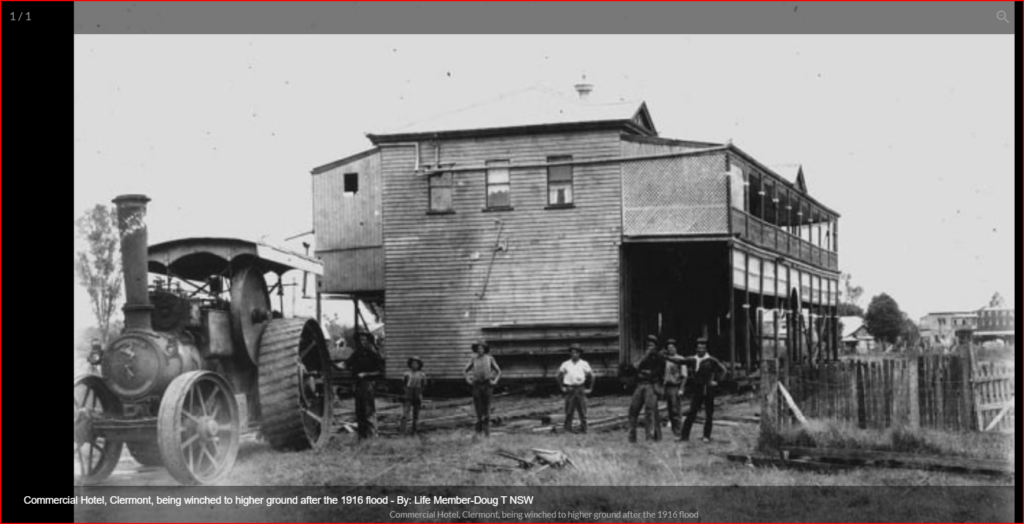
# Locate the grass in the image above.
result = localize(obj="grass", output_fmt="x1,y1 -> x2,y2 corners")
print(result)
78,395 -> 1015,523
220,417 -> 1012,488
761,418 -> 1015,463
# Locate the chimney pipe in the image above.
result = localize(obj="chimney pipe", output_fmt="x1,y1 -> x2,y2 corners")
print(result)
113,194 -> 154,331
574,81 -> 593,101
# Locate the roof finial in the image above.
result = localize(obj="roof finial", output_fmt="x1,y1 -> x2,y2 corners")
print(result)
574,73 -> 593,101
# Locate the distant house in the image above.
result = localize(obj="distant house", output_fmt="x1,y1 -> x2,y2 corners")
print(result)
311,85 -> 843,380
974,293 -> 1015,345
840,316 -> 875,354
919,311 -> 977,348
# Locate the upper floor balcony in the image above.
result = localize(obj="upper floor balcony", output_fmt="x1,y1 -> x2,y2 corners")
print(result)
620,147 -> 840,272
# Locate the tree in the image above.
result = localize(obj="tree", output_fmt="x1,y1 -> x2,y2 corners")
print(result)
75,204 -> 122,344
864,293 -> 903,346
837,302 -> 865,317
899,313 -> 920,349
841,273 -> 864,307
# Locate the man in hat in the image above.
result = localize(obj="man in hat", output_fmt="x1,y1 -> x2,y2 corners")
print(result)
400,356 -> 428,435
556,343 -> 594,434
628,334 -> 666,442
673,336 -> 726,442
662,339 -> 688,437
346,329 -> 385,439
464,341 -> 501,437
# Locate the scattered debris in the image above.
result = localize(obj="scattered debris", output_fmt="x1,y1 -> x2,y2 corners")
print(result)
532,449 -> 573,468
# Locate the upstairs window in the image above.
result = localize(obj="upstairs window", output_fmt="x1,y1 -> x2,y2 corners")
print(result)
343,173 -> 359,195
547,155 -> 574,206
428,172 -> 453,213
486,160 -> 511,209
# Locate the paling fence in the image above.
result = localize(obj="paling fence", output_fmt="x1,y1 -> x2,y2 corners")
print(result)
760,346 -> 1015,435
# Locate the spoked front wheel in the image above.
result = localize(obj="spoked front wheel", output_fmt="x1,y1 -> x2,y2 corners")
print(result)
157,371 -> 240,485
74,376 -> 124,485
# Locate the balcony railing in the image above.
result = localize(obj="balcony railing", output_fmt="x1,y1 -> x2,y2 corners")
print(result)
732,208 -> 838,271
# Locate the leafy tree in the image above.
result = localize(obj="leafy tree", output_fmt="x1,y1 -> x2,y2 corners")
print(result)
865,293 -> 904,346
75,205 -> 122,344
837,303 -> 865,317
900,313 -> 920,349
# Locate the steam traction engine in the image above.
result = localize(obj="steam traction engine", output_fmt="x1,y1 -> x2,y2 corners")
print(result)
73,195 -> 334,485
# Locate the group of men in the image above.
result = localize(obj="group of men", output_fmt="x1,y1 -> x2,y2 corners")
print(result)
343,331 -> 725,443
344,334 -> 503,439
627,334 -> 727,443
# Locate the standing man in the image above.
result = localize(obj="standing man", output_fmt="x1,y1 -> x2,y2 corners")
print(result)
556,343 -> 594,434
400,357 -> 428,435
676,336 -> 726,442
464,341 -> 501,438
346,329 -> 385,439
628,335 -> 666,443
662,339 -> 687,437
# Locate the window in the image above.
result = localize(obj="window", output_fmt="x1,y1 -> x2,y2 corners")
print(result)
428,172 -> 453,213
733,251 -> 747,290
749,256 -> 762,294
344,173 -> 359,194
485,160 -> 511,209
547,155 -> 574,206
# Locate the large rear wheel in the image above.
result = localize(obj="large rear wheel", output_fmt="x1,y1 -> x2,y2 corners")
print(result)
157,371 -> 240,485
257,318 -> 334,450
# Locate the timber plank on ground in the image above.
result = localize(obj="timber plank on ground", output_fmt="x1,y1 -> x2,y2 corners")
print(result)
781,446 -> 1013,476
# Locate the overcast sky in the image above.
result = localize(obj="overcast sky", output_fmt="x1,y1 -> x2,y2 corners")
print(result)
74,35 -> 1015,339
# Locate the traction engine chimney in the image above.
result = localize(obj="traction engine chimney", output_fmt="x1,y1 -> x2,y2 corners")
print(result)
113,194 -> 154,331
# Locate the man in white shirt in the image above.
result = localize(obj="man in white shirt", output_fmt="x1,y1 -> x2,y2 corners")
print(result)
556,343 -> 594,434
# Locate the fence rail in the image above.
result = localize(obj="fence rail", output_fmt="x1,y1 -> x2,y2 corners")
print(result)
761,347 -> 1014,434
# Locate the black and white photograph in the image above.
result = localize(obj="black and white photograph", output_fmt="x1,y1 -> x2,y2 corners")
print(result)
70,12 -> 1015,522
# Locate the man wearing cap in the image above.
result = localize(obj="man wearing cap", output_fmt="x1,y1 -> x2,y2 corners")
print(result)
464,341 -> 501,437
672,337 -> 727,442
346,330 -> 385,439
556,343 -> 594,434
627,334 -> 666,443
400,356 -> 428,435
662,339 -> 688,437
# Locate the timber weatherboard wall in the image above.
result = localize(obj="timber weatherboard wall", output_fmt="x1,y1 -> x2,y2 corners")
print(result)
380,130 -> 624,379
312,150 -> 384,293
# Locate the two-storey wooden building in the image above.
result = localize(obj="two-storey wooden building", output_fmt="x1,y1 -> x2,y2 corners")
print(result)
311,86 -> 842,381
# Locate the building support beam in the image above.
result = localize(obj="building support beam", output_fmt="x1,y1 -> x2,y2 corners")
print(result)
728,247 -> 736,368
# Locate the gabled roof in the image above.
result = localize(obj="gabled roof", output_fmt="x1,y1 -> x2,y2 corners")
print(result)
839,316 -> 867,339
769,164 -> 807,193
367,85 -> 657,143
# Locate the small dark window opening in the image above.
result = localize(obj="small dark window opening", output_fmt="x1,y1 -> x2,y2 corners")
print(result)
344,173 -> 359,194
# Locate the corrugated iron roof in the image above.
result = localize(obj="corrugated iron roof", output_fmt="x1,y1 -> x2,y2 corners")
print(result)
371,85 -> 653,138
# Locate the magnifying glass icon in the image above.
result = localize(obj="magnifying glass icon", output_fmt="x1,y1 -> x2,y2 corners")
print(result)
996,10 -> 1009,23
